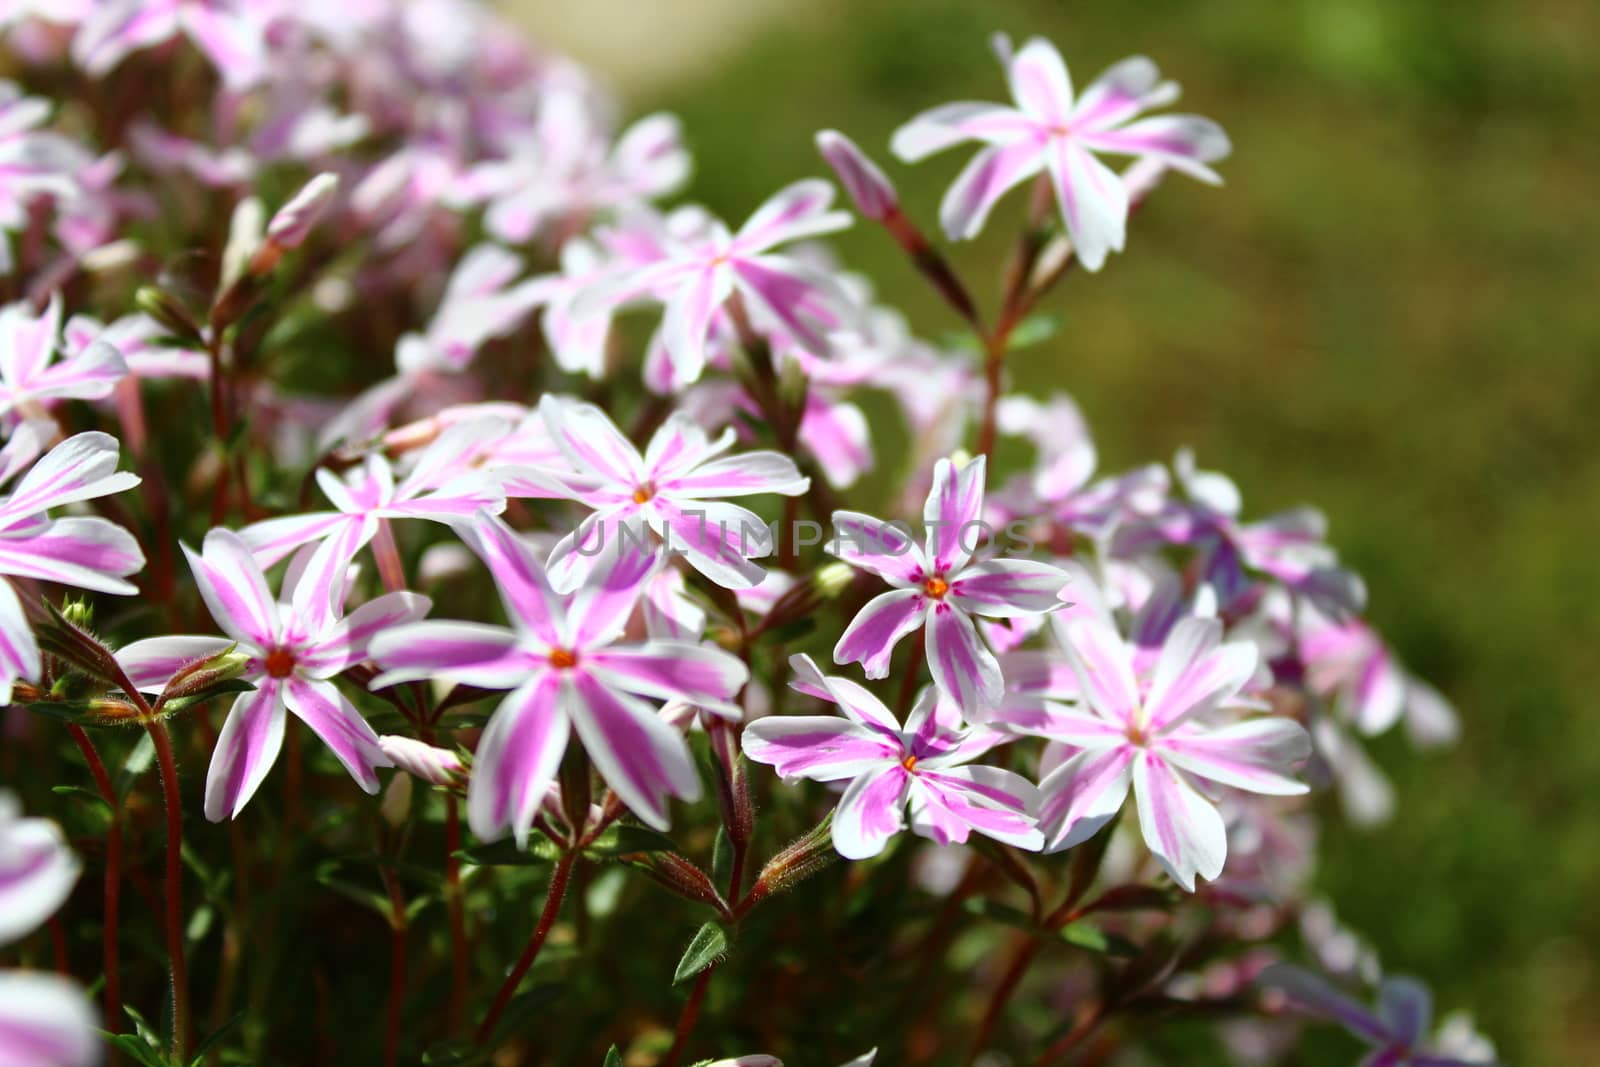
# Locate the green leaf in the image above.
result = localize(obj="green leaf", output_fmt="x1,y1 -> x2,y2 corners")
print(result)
421,1039 -> 482,1065
961,896 -> 1035,932
456,837 -> 560,866
100,1031 -> 174,1067
582,824 -> 679,858
1059,919 -> 1139,957
710,826 -> 733,891
673,922 -> 730,984
116,734 -> 156,801
1006,311 -> 1061,351
603,1046 -> 623,1067
156,678 -> 255,717
52,784 -> 111,810
188,1010 -> 245,1066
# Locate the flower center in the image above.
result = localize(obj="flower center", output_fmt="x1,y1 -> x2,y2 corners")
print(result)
900,754 -> 918,773
549,647 -> 578,670
264,647 -> 296,679
923,575 -> 949,599
632,483 -> 655,505
1124,722 -> 1149,747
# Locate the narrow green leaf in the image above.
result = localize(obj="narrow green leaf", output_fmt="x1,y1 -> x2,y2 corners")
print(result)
961,896 -> 1035,932
188,1010 -> 245,1066
456,838 -> 560,866
115,734 -> 156,801
710,826 -> 733,891
603,1046 -> 623,1067
582,824 -> 679,857
673,922 -> 730,984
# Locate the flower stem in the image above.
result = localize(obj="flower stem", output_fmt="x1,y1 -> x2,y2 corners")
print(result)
475,850 -> 577,1045
381,869 -> 408,1067
444,794 -> 469,1032
66,725 -> 122,1058
966,934 -> 1041,1064
662,965 -> 715,1067
144,720 -> 189,1061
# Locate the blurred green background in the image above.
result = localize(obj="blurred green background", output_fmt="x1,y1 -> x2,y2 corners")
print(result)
512,1 -> 1597,1063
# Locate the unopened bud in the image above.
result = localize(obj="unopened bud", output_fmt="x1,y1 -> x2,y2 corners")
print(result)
265,172 -> 339,251
134,286 -> 204,345
157,644 -> 250,709
812,561 -> 855,600
381,772 -> 413,828
816,130 -> 898,222
378,735 -> 467,788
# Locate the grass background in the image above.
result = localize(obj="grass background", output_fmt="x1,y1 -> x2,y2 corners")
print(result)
509,2 -> 1597,1062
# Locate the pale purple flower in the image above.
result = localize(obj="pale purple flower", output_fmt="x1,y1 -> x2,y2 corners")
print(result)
0,793 -> 98,1067
370,512 -> 749,837
0,792 -> 80,945
891,36 -> 1229,268
743,654 -> 1041,859
537,395 -> 809,591
73,0 -> 270,90
0,430 -> 144,704
0,295 -> 127,427
827,455 -> 1070,717
1260,965 -> 1499,1067
238,426 -> 506,567
117,528 -> 429,820
1299,605 -> 1458,746
1033,616 -> 1309,889
816,130 -> 899,221
574,180 -> 853,388
0,82 -> 90,272
473,87 -> 689,244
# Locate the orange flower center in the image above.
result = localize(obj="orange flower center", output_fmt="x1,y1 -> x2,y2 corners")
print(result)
923,575 -> 949,599
632,483 -> 655,505
549,648 -> 578,669
900,754 -> 919,773
264,647 -> 296,679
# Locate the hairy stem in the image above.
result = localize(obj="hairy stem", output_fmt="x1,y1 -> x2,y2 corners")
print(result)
144,720 -> 189,1060
66,725 -> 122,1059
662,965 -> 716,1067
476,851 -> 577,1044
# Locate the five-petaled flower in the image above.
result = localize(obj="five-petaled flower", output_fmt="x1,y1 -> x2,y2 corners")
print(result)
0,428 -> 144,705
743,654 -> 1042,859
827,454 -> 1070,717
370,512 -> 749,838
536,395 -> 809,591
118,527 -> 429,821
573,179 -> 853,388
1033,616 -> 1310,890
891,36 -> 1229,269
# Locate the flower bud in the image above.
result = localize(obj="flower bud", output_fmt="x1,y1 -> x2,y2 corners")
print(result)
812,561 -> 855,600
265,172 -> 339,252
378,735 -> 467,788
158,644 -> 251,708
134,286 -> 204,345
381,772 -> 413,828
816,130 -> 898,222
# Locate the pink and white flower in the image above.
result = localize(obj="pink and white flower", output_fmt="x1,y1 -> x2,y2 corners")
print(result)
73,0 -> 271,90
573,180 -> 853,388
370,512 -> 748,837
890,36 -> 1229,268
0,295 -> 127,429
743,654 -> 1041,859
117,528 -> 429,821
537,395 -> 809,591
0,793 -> 98,1067
238,425 -> 507,568
1034,616 -> 1309,889
0,429 -> 143,704
827,455 -> 1070,717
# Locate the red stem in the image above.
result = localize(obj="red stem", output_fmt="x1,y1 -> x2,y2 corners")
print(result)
475,851 -> 577,1045
145,720 -> 189,1061
444,795 -> 468,1031
381,869 -> 408,1067
967,936 -> 1041,1064
662,965 -> 715,1067
66,724 -> 122,1055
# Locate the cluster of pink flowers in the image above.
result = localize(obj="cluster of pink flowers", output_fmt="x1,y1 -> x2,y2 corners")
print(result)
0,8 -> 1498,1066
